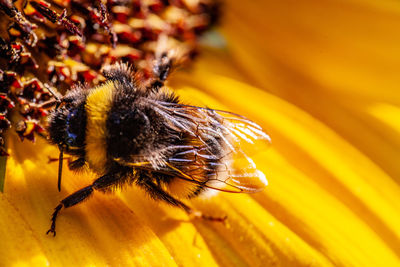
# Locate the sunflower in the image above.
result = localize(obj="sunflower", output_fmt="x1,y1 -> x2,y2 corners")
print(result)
1,0 -> 400,266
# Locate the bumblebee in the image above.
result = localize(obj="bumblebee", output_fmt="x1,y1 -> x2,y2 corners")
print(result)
46,56 -> 270,236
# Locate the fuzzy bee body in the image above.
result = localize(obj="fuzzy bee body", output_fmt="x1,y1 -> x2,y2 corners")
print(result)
46,62 -> 270,236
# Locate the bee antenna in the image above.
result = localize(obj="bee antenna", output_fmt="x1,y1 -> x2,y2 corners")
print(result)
57,144 -> 64,192
42,84 -> 63,110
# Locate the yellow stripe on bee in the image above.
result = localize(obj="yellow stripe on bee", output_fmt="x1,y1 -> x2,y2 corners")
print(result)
85,81 -> 115,174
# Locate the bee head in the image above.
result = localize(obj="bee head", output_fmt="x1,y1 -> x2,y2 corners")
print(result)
47,90 -> 87,152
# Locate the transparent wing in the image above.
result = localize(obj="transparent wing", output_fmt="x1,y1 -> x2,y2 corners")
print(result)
165,149 -> 269,193
150,101 -> 271,155
142,100 -> 271,193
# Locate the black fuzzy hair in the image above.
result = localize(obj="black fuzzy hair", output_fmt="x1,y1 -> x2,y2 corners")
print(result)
47,86 -> 88,158
102,62 -> 137,87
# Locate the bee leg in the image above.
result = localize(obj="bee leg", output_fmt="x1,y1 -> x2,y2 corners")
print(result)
148,53 -> 172,92
187,210 -> 228,223
46,172 -> 118,236
140,181 -> 227,223
67,157 -> 86,170
139,180 -> 191,210
46,185 -> 94,236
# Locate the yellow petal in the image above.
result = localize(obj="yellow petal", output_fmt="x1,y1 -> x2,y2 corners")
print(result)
3,134 -> 179,266
172,72 -> 400,266
2,0 -> 400,266
221,0 -> 400,103
368,103 -> 400,135
0,195 -> 49,266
